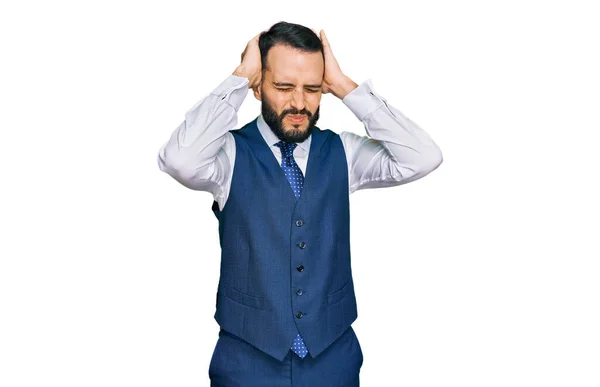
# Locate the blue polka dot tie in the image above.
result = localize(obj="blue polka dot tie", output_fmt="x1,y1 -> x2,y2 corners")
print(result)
274,141 -> 304,201
274,140 -> 308,358
291,332 -> 308,359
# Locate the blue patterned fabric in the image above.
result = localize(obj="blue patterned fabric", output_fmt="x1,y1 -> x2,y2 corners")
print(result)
274,141 -> 304,201
211,118 -> 357,362
209,326 -> 362,386
275,140 -> 308,358
290,332 -> 308,359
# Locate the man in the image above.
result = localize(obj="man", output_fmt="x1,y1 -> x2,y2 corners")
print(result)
158,21 -> 443,387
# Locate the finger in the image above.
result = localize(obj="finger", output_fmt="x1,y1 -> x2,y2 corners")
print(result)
251,32 -> 263,45
321,30 -> 332,52
320,30 -> 328,45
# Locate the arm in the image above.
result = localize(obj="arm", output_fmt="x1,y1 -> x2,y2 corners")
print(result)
157,75 -> 248,196
341,79 -> 443,192
157,33 -> 262,198
316,30 -> 442,193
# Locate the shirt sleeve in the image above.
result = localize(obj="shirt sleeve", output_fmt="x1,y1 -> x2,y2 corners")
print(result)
340,79 -> 443,193
157,75 -> 249,199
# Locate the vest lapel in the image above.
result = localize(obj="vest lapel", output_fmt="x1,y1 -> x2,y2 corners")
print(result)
244,118 -> 325,204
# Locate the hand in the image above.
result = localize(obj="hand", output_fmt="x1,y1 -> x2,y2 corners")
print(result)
318,30 -> 347,96
233,33 -> 262,89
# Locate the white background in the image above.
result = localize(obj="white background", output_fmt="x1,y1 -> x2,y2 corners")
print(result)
1,0 -> 599,386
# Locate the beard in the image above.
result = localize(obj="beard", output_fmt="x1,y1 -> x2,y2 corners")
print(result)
261,91 -> 320,143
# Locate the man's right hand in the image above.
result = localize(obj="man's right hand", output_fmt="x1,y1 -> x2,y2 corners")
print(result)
233,33 -> 262,90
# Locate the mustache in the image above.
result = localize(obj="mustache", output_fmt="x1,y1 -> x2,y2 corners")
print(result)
281,108 -> 312,118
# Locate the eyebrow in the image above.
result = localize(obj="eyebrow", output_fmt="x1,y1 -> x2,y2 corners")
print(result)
273,82 -> 322,88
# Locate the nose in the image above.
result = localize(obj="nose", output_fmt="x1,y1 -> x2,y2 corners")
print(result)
290,89 -> 306,111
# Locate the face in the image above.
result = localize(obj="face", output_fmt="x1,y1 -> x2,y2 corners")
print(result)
254,43 -> 324,143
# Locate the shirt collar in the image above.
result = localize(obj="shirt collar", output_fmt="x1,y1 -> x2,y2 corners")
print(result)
257,114 -> 311,152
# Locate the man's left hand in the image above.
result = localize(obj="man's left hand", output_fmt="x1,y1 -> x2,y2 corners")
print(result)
318,30 -> 358,100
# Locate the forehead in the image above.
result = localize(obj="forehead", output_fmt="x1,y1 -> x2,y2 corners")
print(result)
265,44 -> 324,83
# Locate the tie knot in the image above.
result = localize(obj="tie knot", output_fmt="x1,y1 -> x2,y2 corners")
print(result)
275,141 -> 297,158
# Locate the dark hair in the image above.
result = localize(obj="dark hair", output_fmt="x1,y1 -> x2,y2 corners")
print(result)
258,21 -> 324,72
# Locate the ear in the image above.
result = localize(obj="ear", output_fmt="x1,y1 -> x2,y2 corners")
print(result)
252,85 -> 262,101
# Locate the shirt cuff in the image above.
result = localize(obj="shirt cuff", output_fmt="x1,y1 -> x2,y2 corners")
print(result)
209,74 -> 250,111
342,79 -> 385,121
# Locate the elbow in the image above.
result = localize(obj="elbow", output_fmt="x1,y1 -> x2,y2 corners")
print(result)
157,147 -> 215,190
157,147 -> 195,184
421,146 -> 443,176
393,147 -> 443,184
157,146 -> 183,176
427,146 -> 444,172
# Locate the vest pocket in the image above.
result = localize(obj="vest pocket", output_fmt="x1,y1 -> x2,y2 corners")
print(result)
223,284 -> 265,310
327,279 -> 353,305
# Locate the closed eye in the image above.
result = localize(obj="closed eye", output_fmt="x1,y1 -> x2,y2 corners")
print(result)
276,88 -> 320,93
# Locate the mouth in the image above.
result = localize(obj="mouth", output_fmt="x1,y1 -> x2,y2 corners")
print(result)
286,114 -> 306,124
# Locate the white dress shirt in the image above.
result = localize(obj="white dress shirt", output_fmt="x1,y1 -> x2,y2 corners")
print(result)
158,75 -> 443,210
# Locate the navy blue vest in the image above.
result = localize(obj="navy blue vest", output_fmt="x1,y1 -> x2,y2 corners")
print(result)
211,117 -> 357,361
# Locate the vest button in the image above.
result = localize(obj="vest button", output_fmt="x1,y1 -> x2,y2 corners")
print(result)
297,265 -> 304,272
298,242 -> 306,248
296,311 -> 303,318
296,289 -> 303,296
295,220 -> 303,227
